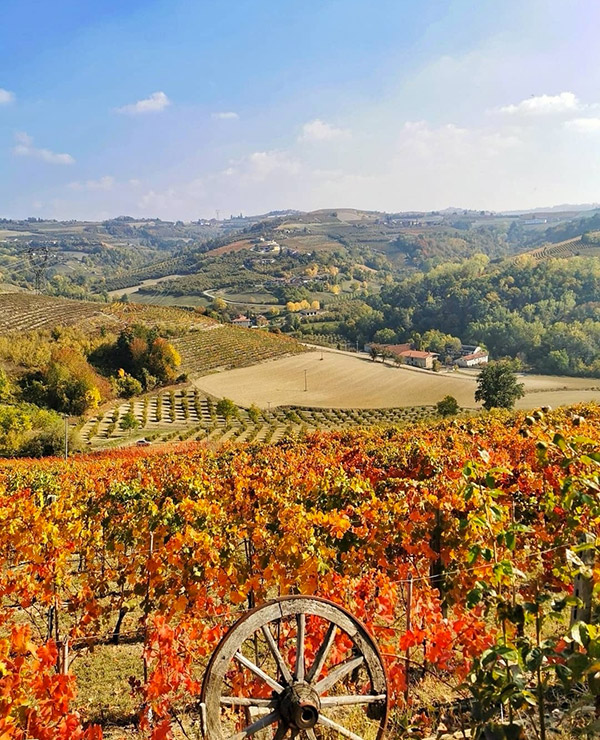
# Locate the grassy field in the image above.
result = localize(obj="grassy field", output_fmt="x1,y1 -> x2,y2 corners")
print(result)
193,349 -> 600,410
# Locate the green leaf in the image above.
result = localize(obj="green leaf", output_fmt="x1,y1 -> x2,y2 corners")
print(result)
505,531 -> 516,551
467,545 -> 481,564
571,621 -> 590,648
553,432 -> 568,451
523,647 -> 543,671
467,587 -> 482,608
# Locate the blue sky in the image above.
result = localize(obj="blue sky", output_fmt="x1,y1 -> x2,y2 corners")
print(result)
1,0 -> 599,219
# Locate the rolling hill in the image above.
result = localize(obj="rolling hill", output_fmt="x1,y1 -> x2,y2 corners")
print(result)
0,292 -> 305,376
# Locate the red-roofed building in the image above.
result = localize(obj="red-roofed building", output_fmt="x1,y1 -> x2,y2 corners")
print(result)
456,351 -> 488,367
232,315 -> 252,328
399,349 -> 438,369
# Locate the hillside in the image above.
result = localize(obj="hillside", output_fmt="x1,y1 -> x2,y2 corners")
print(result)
0,292 -> 305,377
0,404 -> 598,738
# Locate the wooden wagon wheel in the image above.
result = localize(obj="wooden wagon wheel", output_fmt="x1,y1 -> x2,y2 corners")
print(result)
201,595 -> 388,740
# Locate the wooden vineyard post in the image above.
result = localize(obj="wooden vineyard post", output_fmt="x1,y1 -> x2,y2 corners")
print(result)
404,573 -> 413,707
430,507 -> 447,616
143,531 -> 155,684
61,638 -> 69,675
571,532 -> 596,626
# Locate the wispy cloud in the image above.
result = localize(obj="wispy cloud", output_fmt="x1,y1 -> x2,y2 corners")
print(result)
224,150 -> 301,181
565,117 -> 600,133
497,91 -> 581,116
211,111 -> 239,120
69,176 -> 115,191
13,132 -> 75,165
299,119 -> 351,142
0,89 -> 15,105
117,91 -> 171,115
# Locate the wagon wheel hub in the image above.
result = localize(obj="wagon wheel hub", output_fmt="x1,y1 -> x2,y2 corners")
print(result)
279,683 -> 321,730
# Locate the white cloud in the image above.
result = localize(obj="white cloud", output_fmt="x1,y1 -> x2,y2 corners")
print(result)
498,91 -> 581,116
564,117 -> 600,133
13,131 -> 75,165
225,150 -> 301,182
0,89 -> 15,104
299,119 -> 352,142
212,111 -> 239,120
117,91 -> 171,115
69,176 -> 115,191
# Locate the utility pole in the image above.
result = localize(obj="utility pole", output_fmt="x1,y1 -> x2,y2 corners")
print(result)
27,245 -> 54,294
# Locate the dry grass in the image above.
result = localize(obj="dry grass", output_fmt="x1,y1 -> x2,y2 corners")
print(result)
194,350 -> 600,410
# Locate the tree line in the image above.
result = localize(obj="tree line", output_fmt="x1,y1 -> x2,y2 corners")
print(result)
365,254 -> 600,376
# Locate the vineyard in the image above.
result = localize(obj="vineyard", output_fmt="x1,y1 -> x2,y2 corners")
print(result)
173,325 -> 306,375
526,236 -> 600,262
103,257 -> 192,293
0,294 -> 215,336
0,294 -> 304,377
1,403 -> 600,739
0,293 -> 120,334
80,387 -> 442,448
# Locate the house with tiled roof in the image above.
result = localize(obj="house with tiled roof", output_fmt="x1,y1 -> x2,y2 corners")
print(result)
455,351 -> 489,367
399,349 -> 438,369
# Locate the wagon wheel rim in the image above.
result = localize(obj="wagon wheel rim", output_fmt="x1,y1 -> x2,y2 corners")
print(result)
201,595 -> 389,740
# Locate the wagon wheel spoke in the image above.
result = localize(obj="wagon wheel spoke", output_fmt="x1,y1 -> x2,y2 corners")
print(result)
261,623 -> 294,684
314,655 -> 364,695
303,729 -> 318,740
234,651 -> 284,693
318,713 -> 365,740
296,613 -> 306,682
306,623 -> 336,683
228,710 -> 279,740
273,724 -> 290,740
220,697 -> 278,708
320,694 -> 387,707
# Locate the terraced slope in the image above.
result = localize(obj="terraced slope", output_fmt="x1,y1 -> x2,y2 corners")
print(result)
80,387 -> 442,449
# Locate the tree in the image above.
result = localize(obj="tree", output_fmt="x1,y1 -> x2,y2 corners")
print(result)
116,371 -> 143,398
0,368 -> 12,402
120,411 -> 139,434
475,361 -> 525,410
436,395 -> 459,417
216,397 -> 237,420
373,328 -> 397,345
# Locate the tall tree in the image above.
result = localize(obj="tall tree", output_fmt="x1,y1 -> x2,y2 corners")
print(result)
475,361 -> 525,410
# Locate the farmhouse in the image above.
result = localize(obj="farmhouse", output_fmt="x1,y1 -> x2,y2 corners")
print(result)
399,350 -> 438,369
232,315 -> 252,328
455,351 -> 489,368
